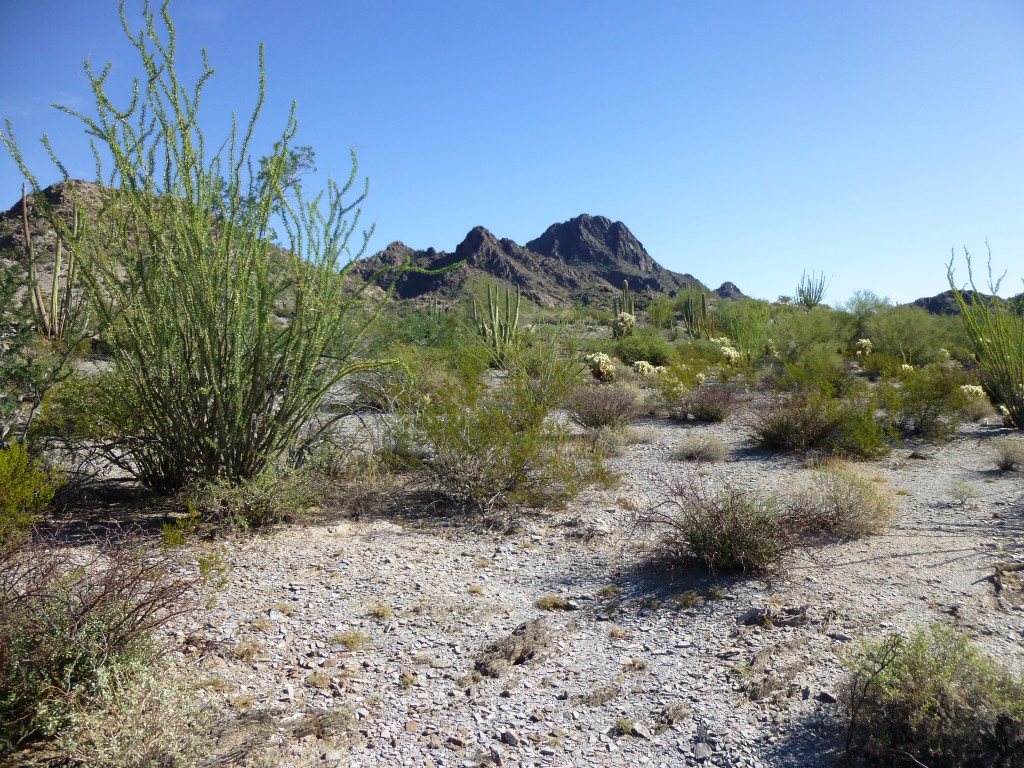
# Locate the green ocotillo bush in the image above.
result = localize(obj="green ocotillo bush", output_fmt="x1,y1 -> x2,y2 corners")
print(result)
2,2 -> 416,492
948,249 -> 1024,429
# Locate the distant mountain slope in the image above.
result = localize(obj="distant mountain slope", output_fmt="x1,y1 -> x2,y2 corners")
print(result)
912,288 -> 1024,315
1,187 -> 745,310
360,214 -> 743,307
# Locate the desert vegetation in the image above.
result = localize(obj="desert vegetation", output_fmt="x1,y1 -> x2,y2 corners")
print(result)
0,3 -> 1022,767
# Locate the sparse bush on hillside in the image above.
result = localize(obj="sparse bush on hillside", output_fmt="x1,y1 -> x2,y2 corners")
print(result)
2,4 -> 423,493
843,624 -> 1024,767
636,476 -> 792,573
948,249 -> 1024,429
567,383 -> 642,430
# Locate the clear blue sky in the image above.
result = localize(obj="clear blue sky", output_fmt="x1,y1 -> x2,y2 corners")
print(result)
2,1 -> 1022,305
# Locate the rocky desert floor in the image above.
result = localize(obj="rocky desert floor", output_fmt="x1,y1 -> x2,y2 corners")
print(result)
141,405 -> 1024,768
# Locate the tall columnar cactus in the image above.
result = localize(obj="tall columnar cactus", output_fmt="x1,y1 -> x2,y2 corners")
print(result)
612,280 -> 634,317
473,283 -> 520,362
20,184 -> 81,341
680,290 -> 716,340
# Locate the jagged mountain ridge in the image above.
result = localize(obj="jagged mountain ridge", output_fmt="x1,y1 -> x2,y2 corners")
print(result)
360,213 -> 742,307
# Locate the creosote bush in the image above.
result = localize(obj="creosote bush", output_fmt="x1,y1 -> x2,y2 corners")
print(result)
566,383 -> 642,430
408,335 -> 603,513
636,476 -> 793,573
843,624 -> 1024,767
0,532 -> 198,751
877,364 -> 969,440
182,463 -> 325,530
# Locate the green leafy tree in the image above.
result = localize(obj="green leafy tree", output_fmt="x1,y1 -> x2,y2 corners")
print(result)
2,1 -> 414,492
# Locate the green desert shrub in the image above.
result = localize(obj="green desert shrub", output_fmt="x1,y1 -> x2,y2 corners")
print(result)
183,464 -> 325,531
877,364 -> 968,440
0,443 -> 58,549
859,351 -> 905,381
948,250 -> 1024,429
614,327 -> 674,366
789,465 -> 894,539
865,304 -> 963,367
768,305 -> 854,364
771,354 -> 857,398
750,392 -> 889,458
59,658 -> 210,768
715,298 -> 772,365
3,4 -> 417,493
636,477 -> 792,573
843,624 -> 1024,767
749,392 -> 840,451
0,534 -> 197,751
410,340 -> 596,511
567,383 -> 643,430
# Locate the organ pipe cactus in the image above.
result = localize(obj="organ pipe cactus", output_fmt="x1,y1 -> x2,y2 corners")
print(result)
680,290 -> 716,340
20,183 -> 81,341
613,280 -> 634,317
473,283 -> 520,364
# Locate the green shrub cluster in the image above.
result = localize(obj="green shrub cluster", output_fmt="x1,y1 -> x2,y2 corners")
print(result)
844,624 -> 1024,767
635,477 -> 792,573
877,364 -> 969,440
0,444 -> 58,549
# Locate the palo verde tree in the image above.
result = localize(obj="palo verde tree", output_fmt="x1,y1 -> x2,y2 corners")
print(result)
2,1 -> 412,492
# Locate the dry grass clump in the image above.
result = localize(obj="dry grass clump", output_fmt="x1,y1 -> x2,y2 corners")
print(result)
635,475 -> 792,573
59,660 -> 211,768
789,465 -> 895,540
991,436 -> 1024,472
535,594 -> 573,611
673,433 -> 727,462
843,624 -> 1024,767
567,383 -> 643,430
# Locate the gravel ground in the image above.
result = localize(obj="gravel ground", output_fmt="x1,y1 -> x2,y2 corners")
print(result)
163,408 -> 1024,768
